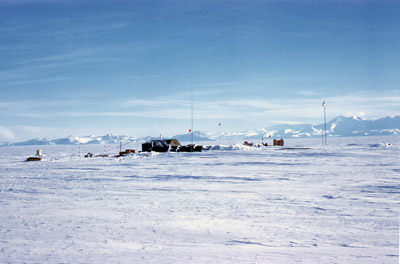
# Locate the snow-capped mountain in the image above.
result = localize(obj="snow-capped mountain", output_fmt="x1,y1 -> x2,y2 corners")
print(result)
171,131 -> 212,142
325,115 -> 400,137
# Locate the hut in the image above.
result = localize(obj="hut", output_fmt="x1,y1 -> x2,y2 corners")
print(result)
114,149 -> 135,157
273,139 -> 285,146
119,149 -> 135,156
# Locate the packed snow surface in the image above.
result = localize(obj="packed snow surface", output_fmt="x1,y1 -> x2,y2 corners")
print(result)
0,136 -> 399,263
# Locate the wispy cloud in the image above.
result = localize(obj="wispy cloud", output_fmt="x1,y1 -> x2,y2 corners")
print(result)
68,92 -> 400,122
0,0 -> 98,6
8,125 -> 66,141
14,46 -> 121,68
51,22 -> 129,38
127,75 -> 165,80
294,90 -> 320,97
119,98 -> 188,108
2,76 -> 71,86
0,126 -> 14,140
1,91 -> 399,133
0,48 -> 117,86
194,82 -> 245,88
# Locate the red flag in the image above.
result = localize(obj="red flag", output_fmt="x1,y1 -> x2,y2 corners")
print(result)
189,129 -> 192,132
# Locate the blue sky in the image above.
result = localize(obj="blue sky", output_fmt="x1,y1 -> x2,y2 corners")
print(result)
0,0 -> 399,141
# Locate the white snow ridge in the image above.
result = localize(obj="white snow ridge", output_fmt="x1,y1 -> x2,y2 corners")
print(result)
0,136 -> 399,263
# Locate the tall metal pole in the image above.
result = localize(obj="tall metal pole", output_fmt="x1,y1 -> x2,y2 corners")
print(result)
218,123 -> 221,147
191,86 -> 194,150
323,102 -> 327,145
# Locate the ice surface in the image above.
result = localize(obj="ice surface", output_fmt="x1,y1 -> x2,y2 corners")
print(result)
0,136 -> 399,263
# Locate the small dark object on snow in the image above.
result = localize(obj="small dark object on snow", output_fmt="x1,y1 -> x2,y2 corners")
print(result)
243,141 -> 253,146
177,144 -> 202,152
26,157 -> 41,161
95,154 -> 109,157
26,149 -> 42,161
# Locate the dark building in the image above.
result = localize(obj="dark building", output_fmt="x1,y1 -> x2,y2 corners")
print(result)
142,139 -> 181,152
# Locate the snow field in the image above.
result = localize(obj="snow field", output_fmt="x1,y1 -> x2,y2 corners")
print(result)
0,137 -> 399,263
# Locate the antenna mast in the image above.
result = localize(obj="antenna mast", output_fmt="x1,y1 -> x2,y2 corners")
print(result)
322,100 -> 327,145
324,105 -> 327,145
191,86 -> 194,148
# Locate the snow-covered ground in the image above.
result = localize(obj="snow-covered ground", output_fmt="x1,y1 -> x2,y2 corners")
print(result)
0,136 -> 399,263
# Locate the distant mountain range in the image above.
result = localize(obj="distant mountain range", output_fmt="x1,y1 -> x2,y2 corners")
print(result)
206,115 -> 400,141
1,134 -> 134,147
1,115 -> 399,146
